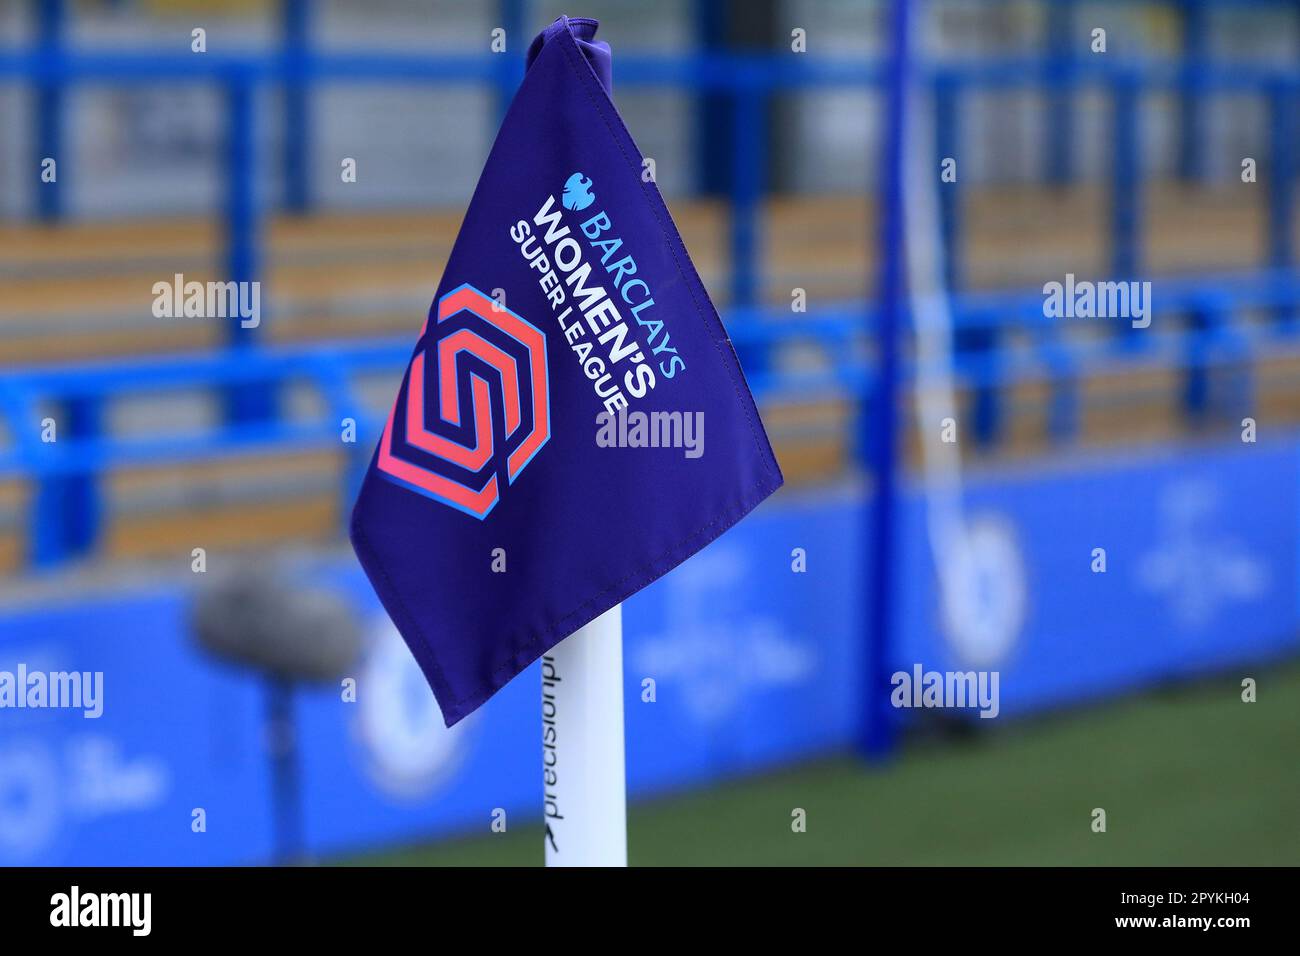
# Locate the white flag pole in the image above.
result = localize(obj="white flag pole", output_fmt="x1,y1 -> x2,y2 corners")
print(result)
541,603 -> 627,866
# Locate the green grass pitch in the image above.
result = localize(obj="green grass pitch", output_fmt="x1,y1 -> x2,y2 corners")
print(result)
341,662 -> 1300,866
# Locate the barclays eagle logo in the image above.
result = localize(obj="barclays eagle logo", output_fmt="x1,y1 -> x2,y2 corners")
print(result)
562,172 -> 595,211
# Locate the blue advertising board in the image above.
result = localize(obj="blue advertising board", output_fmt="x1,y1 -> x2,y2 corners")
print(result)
1,439 -> 1296,864
894,439 -> 1300,715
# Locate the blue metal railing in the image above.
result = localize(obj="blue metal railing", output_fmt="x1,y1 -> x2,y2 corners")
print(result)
3,0 -> 1300,572
6,265 -> 1299,565
7,45 -> 1299,303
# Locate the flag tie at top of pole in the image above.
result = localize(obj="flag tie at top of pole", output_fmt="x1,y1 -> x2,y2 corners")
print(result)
350,16 -> 782,726
527,16 -> 611,94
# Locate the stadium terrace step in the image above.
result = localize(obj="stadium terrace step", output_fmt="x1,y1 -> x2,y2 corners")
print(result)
2,184 -> 1288,364
3,185 -> 1299,571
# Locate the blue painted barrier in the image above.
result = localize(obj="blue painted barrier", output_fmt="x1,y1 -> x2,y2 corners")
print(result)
2,434 -> 1295,864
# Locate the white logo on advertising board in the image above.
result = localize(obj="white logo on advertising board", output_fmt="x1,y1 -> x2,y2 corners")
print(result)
633,548 -> 816,725
938,514 -> 1027,667
1137,480 -> 1269,630
353,617 -> 472,798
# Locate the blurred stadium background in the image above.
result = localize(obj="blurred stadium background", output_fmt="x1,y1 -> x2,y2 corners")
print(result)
1,0 -> 1298,866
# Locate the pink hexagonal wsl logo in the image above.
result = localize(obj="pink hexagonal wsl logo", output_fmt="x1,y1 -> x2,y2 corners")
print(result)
376,284 -> 550,519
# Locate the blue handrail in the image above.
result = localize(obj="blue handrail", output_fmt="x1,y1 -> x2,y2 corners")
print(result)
5,0 -> 1300,570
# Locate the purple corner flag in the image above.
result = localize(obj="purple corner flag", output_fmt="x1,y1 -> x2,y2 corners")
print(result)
350,16 -> 783,725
